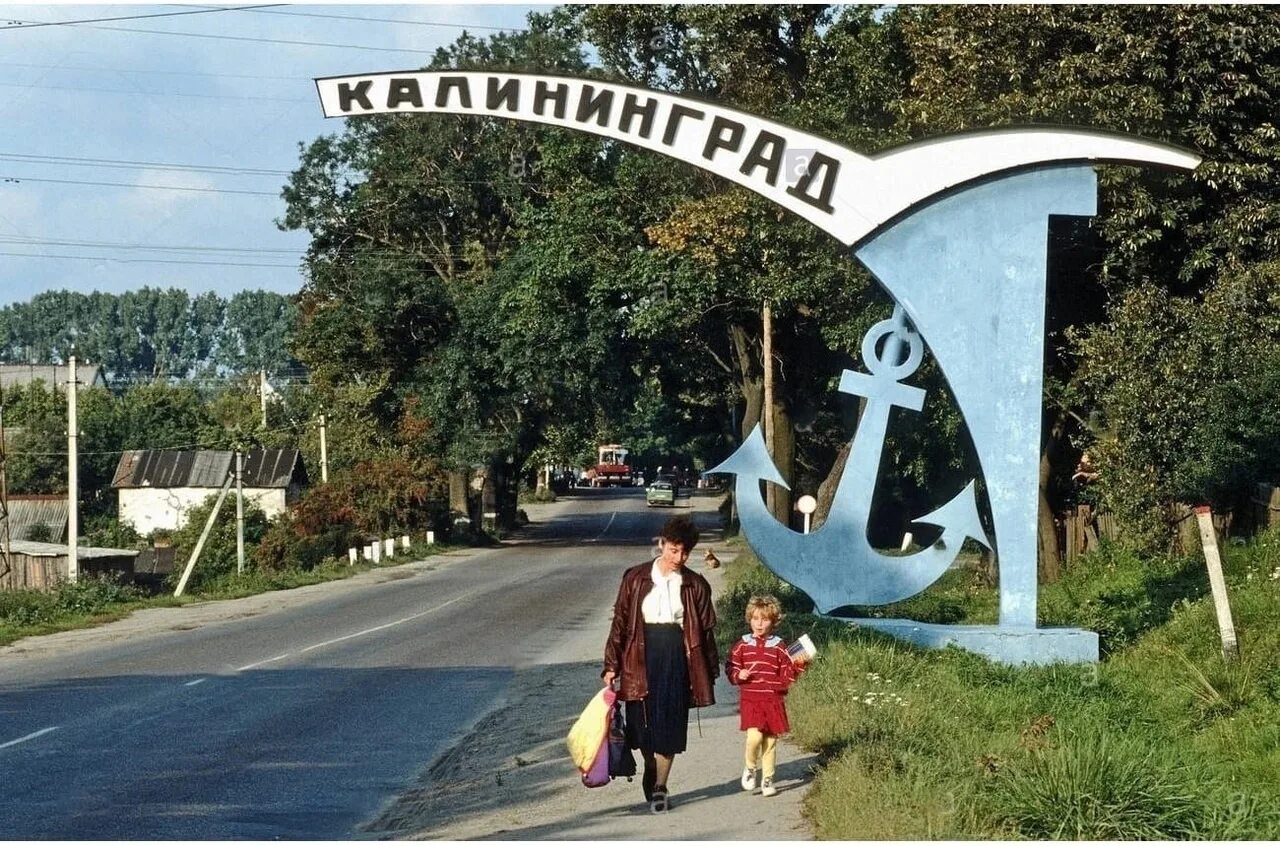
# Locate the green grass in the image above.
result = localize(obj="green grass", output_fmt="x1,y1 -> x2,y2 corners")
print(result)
0,541 -> 464,647
714,530 -> 1280,840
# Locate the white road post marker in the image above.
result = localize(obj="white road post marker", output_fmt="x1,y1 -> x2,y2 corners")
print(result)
1194,505 -> 1239,660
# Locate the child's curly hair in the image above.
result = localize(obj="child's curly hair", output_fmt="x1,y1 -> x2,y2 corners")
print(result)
744,594 -> 783,625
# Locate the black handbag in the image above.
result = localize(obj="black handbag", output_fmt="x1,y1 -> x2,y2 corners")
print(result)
607,700 -> 636,780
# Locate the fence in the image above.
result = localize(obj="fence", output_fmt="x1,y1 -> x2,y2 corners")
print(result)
1055,497 -> 1252,566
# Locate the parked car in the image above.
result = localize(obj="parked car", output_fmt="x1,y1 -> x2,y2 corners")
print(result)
646,480 -> 676,507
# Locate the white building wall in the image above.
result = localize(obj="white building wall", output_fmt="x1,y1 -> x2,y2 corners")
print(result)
119,487 -> 289,535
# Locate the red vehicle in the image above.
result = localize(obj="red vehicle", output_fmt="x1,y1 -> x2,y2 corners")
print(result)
590,444 -> 633,487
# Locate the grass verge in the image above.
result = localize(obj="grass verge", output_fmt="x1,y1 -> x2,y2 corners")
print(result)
714,531 -> 1280,839
0,541 -> 465,648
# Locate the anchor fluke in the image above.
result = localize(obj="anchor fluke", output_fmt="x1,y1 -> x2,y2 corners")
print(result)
913,480 -> 991,551
704,425 -> 788,488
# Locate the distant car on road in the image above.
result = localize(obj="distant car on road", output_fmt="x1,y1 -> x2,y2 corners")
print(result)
646,480 -> 676,507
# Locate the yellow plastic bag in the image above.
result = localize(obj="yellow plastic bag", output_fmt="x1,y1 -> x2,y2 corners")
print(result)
566,687 -> 615,771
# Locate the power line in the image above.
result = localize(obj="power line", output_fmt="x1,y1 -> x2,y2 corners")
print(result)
225,6 -> 515,32
0,152 -> 292,177
0,250 -> 300,269
0,78 -> 312,104
0,5 -> 285,31
0,59 -> 304,83
0,174 -> 280,197
0,235 -> 302,255
2,15 -> 461,55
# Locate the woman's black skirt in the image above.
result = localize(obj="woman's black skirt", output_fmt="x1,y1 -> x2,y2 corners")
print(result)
625,623 -> 690,756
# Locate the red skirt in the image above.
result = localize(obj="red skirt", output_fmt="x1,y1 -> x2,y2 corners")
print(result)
739,690 -> 789,734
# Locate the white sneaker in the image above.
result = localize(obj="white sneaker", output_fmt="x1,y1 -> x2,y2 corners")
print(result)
740,767 -> 757,791
761,776 -> 777,797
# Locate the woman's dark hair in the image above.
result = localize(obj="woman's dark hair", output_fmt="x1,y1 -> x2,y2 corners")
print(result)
659,515 -> 700,550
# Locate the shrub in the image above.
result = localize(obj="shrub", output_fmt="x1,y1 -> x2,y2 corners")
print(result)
254,456 -> 450,572
167,494 -> 271,592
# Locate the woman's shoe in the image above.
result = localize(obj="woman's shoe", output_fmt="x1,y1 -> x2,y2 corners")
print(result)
649,786 -> 669,813
761,777 -> 777,797
740,767 -> 757,791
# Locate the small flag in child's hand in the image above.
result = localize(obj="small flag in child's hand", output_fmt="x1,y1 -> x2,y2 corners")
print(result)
788,633 -> 817,660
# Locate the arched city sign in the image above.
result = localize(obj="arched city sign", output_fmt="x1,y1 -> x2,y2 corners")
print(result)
316,71 -> 1200,664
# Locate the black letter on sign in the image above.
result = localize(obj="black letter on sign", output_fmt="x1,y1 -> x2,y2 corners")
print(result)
785,151 -> 839,214
662,103 -> 705,146
575,85 -> 614,127
619,94 -> 657,139
534,81 -> 569,119
739,131 -> 785,186
338,80 -> 373,112
435,76 -> 473,109
486,77 -> 520,111
702,116 -> 744,161
387,78 -> 423,109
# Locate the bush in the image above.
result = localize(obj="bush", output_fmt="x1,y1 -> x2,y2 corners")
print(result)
254,456 -> 450,572
167,494 -> 271,592
0,575 -> 141,628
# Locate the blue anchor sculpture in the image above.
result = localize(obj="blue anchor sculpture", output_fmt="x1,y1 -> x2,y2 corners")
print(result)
317,70 -> 1203,663
708,307 -> 989,613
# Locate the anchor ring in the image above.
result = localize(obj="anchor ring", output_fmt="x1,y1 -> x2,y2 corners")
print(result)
861,314 -> 924,381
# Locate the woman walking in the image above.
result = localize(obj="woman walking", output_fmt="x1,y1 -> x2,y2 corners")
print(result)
602,514 -> 719,813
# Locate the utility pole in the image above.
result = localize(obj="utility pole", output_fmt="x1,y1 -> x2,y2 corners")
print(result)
259,368 -> 269,427
235,450 -> 245,575
0,398 -> 11,581
67,353 -> 80,584
318,412 -> 329,483
762,301 -> 775,516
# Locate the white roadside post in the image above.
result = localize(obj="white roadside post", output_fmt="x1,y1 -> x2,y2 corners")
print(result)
348,547 -> 357,565
1194,506 -> 1240,660
318,412 -> 329,484
401,534 -> 411,550
424,531 -> 433,546
384,538 -> 394,558
796,495 -> 817,535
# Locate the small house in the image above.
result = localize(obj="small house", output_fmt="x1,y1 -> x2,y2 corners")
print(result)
111,448 -> 307,535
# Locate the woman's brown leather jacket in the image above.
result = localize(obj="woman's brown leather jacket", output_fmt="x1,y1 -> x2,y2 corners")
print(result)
603,560 -> 719,707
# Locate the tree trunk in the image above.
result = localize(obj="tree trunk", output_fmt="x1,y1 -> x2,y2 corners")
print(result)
1037,412 -> 1067,584
448,468 -> 469,516
770,399 -> 795,526
814,441 -> 851,531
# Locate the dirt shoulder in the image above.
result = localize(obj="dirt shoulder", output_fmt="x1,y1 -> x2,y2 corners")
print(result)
361,544 -> 817,841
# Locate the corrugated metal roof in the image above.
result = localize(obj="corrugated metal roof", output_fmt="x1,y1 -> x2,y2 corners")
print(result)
0,364 -> 105,391
112,448 -> 303,489
5,497 -> 69,542
242,448 -> 305,488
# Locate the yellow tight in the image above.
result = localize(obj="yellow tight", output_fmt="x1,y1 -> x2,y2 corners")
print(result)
744,728 -> 778,779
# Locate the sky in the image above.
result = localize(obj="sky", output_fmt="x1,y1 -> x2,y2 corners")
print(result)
0,2 -> 548,307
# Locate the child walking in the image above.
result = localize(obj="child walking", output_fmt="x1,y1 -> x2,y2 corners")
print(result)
726,594 -> 806,797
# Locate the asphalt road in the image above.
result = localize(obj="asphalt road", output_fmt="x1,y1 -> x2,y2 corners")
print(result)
0,486 -> 713,840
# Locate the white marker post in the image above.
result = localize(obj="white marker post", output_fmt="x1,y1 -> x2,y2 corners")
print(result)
1194,506 -> 1239,660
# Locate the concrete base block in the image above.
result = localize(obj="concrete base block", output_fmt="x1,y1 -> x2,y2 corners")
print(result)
830,616 -> 1099,665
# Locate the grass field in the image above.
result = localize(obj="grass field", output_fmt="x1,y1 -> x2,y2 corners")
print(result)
714,530 -> 1280,839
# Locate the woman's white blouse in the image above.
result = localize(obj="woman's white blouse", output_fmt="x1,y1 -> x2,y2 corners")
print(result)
641,560 -> 684,624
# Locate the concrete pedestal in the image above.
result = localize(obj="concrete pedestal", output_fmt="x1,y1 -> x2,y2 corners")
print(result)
831,617 -> 1099,665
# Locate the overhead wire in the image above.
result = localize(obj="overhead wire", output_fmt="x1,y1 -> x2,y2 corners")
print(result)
0,5 -> 286,31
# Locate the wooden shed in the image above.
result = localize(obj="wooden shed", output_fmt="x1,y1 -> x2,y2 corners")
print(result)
0,541 -> 138,591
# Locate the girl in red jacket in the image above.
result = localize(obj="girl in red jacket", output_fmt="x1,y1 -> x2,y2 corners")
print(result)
726,594 -> 806,797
